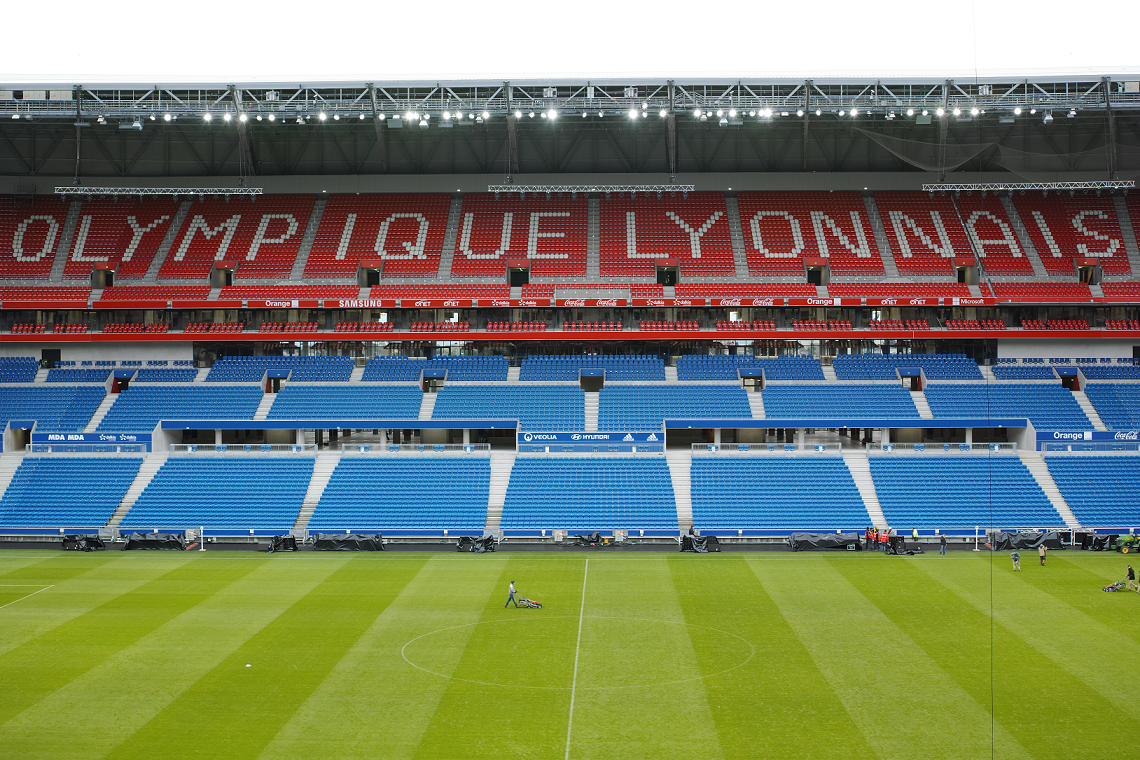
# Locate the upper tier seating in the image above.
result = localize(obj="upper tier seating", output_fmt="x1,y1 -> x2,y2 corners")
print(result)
0,457 -> 143,529
873,192 -> 971,276
1046,456 -> 1140,527
691,458 -> 869,529
432,385 -> 585,431
0,387 -> 105,432
0,356 -> 39,383
267,386 -> 422,419
260,322 -> 318,333
97,385 -> 262,430
11,323 -> 46,334
991,282 -> 1092,300
502,458 -> 677,530
673,283 -> 817,298
0,195 -> 71,279
870,457 -> 1062,528
1082,384 -> 1140,429
0,286 -> 90,301
1080,366 -> 1140,380
952,193 -> 1036,275
736,192 -> 884,276
826,282 -> 971,300
310,458 -> 490,530
1099,282 -> 1140,298
219,284 -> 359,301
599,385 -> 750,430
103,323 -> 169,334
992,366 -> 1056,380
834,354 -> 983,381
120,458 -> 312,529
63,197 -> 181,279
451,193 -> 587,277
677,354 -> 824,381
306,193 -> 451,278
925,383 -> 1091,429
362,356 -> 507,382
205,356 -> 353,383
99,285 -> 210,301
1012,193 -> 1129,276
46,368 -> 111,383
761,385 -> 920,418
520,284 -> 556,298
600,192 -> 734,276
334,321 -> 393,333
520,355 -> 665,381
369,284 -> 509,299
135,368 -> 198,382
158,195 -> 315,279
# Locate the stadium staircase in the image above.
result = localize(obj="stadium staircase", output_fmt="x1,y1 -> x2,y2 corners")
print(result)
1072,390 -> 1108,430
507,366 -> 521,382
1111,194 -> 1140,274
418,393 -> 437,420
510,286 -> 521,298
723,194 -> 750,279
665,450 -> 693,529
584,392 -> 599,431
664,366 -> 678,382
747,392 -> 765,419
979,365 -> 996,381
586,195 -> 601,278
967,284 -> 984,297
34,368 -> 49,383
822,364 -> 838,381
294,452 -> 339,533
288,196 -> 327,279
193,368 -> 209,382
0,456 -> 23,501
862,193 -> 899,277
349,365 -> 366,382
485,452 -> 515,532
998,196 -> 1049,277
49,199 -> 83,283
1089,283 -> 1105,297
910,390 -> 934,419
253,393 -> 275,421
437,194 -> 465,279
143,200 -> 192,281
83,395 -> 118,432
108,453 -> 167,529
841,451 -> 886,528
1018,452 -> 1081,528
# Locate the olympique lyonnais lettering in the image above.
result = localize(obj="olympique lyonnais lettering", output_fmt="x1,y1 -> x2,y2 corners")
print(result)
12,215 -> 60,262
748,210 -> 871,259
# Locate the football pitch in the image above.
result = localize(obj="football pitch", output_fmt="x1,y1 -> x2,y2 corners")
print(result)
0,549 -> 1136,760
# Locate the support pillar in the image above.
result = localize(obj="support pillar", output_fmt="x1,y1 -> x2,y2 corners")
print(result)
713,428 -> 721,445
965,428 -> 973,445
463,429 -> 471,445
881,428 -> 890,444
795,429 -> 806,446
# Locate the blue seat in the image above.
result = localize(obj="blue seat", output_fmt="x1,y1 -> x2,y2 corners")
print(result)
1045,456 -> 1140,527
0,456 -> 142,527
599,385 -> 749,430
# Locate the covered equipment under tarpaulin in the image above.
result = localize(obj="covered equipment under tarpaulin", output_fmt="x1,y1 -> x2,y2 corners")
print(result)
680,535 -> 720,553
456,535 -> 496,553
122,532 -> 186,550
62,534 -> 106,551
265,535 -> 299,552
989,531 -> 1067,551
787,532 -> 863,552
311,533 -> 384,551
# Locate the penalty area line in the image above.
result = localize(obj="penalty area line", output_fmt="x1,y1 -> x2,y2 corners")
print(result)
565,558 -> 588,760
0,584 -> 53,610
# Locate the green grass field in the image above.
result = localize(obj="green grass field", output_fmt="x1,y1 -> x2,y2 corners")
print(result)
0,548 -> 1137,760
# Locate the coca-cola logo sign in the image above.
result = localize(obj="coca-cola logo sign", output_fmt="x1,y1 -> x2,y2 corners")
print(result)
565,299 -> 586,307
749,298 -> 775,306
718,299 -> 741,307
596,299 -> 618,307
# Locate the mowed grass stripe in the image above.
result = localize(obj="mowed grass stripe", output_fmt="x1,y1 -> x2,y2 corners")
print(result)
0,556 -> 345,760
257,557 -> 507,760
670,558 -> 878,760
567,558 -> 727,760
750,556 -> 1034,760
106,557 -> 425,760
835,557 -> 1140,760
0,555 -> 234,724
914,555 -> 1140,720
411,558 -> 584,760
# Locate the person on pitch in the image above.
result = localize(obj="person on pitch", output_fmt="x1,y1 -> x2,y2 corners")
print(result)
1038,543 -> 1047,566
505,579 -> 519,608
1127,564 -> 1136,592
939,532 -> 947,556
1011,551 -> 1021,571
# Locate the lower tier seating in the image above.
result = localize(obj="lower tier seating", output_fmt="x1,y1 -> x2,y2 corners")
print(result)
761,385 -> 919,418
309,458 -> 490,530
362,356 -> 508,382
501,457 -> 677,529
925,384 -> 1091,429
207,356 -> 354,382
599,385 -> 750,430
98,386 -> 262,430
134,368 -> 198,382
433,385 -> 584,430
691,458 -> 868,529
120,457 -> 312,529
0,386 -> 106,432
0,457 -> 142,528
870,457 -> 1062,528
520,355 -> 664,381
834,354 -> 982,380
267,386 -> 422,419
676,355 -> 824,381
992,366 -> 1056,380
46,368 -> 111,383
1083,384 -> 1140,429
1046,456 -> 1140,527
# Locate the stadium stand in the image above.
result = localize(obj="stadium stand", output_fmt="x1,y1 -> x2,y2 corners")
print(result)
735,192 -> 883,276
135,368 -> 198,382
409,321 -> 470,332
433,385 -> 585,430
873,192 -> 983,276
103,323 -> 169,334
1080,365 -> 1140,380
992,366 -> 1056,380
599,385 -> 750,429
46,368 -> 112,383
1100,282 -> 1140,298
0,195 -> 71,279
10,323 -> 46,334
924,383 -> 1091,429
716,320 -> 777,330
267,385 -> 422,419
52,323 -> 89,334
833,354 -> 982,380
636,320 -> 694,331
691,458 -> 869,529
220,284 -> 358,300
870,457 -> 1063,528
677,354 -> 824,381
1105,319 -> 1140,330
205,356 -> 354,382
0,457 -> 143,529
0,286 -> 90,301
99,285 -> 210,301
761,385 -> 920,418
487,321 -> 546,332
519,355 -> 664,381
953,192 -> 1036,275
120,458 -> 313,529
185,322 -> 243,333
826,282 -> 970,300
97,386 -> 262,430
1083,384 -> 1140,428
991,282 -> 1092,300
502,457 -> 677,530
1046,456 -> 1140,527
309,458 -> 490,530
361,355 -> 507,382
62,197 -> 181,279
370,284 -> 509,299
674,283 -> 817,298
600,192 -> 734,276
334,321 -> 394,333
0,357 -> 39,383
1012,193 -> 1130,276
259,322 -> 318,333
0,386 -> 105,432
305,193 -> 451,278
451,193 -> 587,277
567,321 -> 623,331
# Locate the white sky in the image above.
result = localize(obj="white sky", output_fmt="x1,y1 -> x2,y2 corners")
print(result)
2,0 -> 1138,84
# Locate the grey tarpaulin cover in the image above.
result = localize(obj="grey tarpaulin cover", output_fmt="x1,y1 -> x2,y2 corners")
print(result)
457,535 -> 496,553
122,532 -> 186,550
990,531 -> 1067,551
62,534 -> 105,551
680,535 -> 720,553
787,532 -> 863,551
311,533 -> 384,551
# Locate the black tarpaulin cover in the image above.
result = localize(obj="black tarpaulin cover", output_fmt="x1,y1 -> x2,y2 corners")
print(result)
312,533 -> 384,551
456,535 -> 496,553
680,535 -> 720,553
265,535 -> 299,552
787,532 -> 863,551
62,534 -> 105,551
572,533 -> 603,545
122,532 -> 186,550
990,531 -> 1067,550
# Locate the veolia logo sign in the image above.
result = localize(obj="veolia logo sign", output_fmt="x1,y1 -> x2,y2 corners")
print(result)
520,431 -> 661,443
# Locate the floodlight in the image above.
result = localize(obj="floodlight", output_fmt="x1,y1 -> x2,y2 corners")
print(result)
729,109 -> 736,117
716,110 -> 723,117
319,112 -> 327,121
970,107 -> 979,115
1014,107 -> 1022,115
796,109 -> 803,117
694,108 -> 701,116
268,113 -> 276,121
781,111 -> 789,116
815,109 -> 821,116
405,112 -> 413,120
482,111 -> 490,119
906,109 -> 914,116
10,114 -> 18,120
377,114 -> 384,120
469,113 -> 474,119
1043,111 -> 1053,124
541,112 -> 547,119
149,115 -> 155,121
203,113 -> 212,121
629,109 -> 638,119
257,115 -> 263,121
223,113 -> 232,122
851,108 -> 858,116
642,102 -> 648,109
163,113 -> 172,121
936,107 -> 945,116
598,111 -> 604,117
839,110 -> 845,116
548,110 -> 557,119
953,108 -> 961,116
700,114 -> 707,122
239,113 -> 248,122
358,114 -> 365,119
582,111 -> 587,117
1030,108 -> 1036,114
1068,108 -> 1076,118
660,109 -> 667,117
515,110 -> 522,118
921,110 -> 929,116
443,111 -> 450,119
718,117 -> 728,127
529,111 -> 535,118
333,114 -> 339,120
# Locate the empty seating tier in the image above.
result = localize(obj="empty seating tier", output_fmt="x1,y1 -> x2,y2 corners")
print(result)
451,193 -> 587,277
953,193 -> 1035,275
0,195 -> 71,279
761,385 -> 919,418
267,386 -> 422,419
691,458 -> 869,529
0,457 -> 143,529
97,386 -> 262,431
1100,282 -> 1140,298
310,458 -> 490,530
600,192 -> 734,276
46,368 -> 112,383
924,383 -> 1090,429
826,282 -> 970,299
99,285 -> 209,301
63,197 -> 181,279
206,356 -> 354,383
120,458 -> 313,529
0,286 -> 90,301
369,284 -> 509,299
520,355 -> 664,381
1083,384 -> 1140,429
991,282 -> 1092,300
362,356 -> 507,382
1080,365 -> 1140,380
0,386 -> 106,432
1046,456 -> 1140,527
677,355 -> 824,381
599,385 -> 750,430
0,356 -> 39,383
873,192 -> 972,276
834,354 -> 982,381
502,457 -> 677,530
674,283 -> 816,298
1012,193 -> 1129,276
433,385 -> 584,431
870,457 -> 1062,528
219,284 -> 359,300
135,368 -> 198,382
992,366 -> 1056,380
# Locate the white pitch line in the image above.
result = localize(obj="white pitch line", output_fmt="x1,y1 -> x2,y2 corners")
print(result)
565,558 -> 588,760
0,584 -> 53,610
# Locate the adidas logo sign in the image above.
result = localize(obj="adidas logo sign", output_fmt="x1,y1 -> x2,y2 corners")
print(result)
622,433 -> 635,441
646,433 -> 659,441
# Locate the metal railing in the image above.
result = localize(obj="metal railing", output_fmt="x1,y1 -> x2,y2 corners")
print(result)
1042,442 -> 1140,453
340,443 -> 490,455
27,443 -> 147,454
168,443 -> 317,455
867,442 -> 1018,455
692,442 -> 844,454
